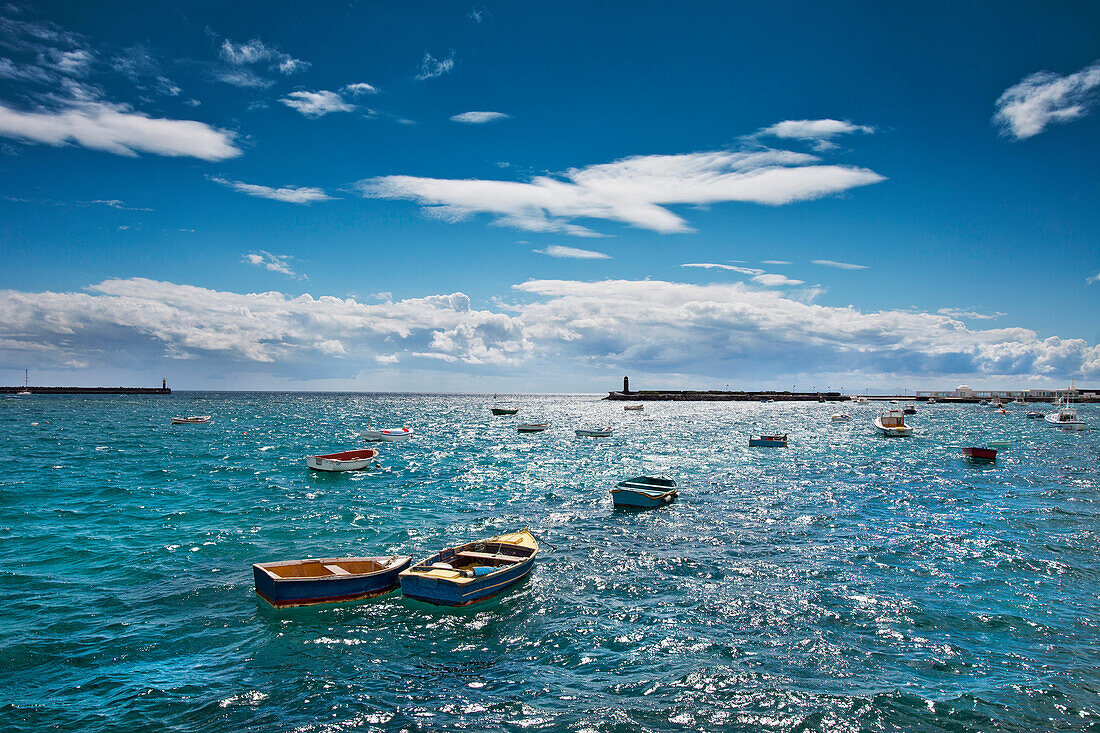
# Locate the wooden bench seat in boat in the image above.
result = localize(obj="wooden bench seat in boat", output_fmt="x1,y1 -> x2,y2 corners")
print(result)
455,551 -> 527,564
323,564 -> 352,576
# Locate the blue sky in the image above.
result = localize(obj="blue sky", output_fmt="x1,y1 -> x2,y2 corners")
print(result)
0,1 -> 1098,391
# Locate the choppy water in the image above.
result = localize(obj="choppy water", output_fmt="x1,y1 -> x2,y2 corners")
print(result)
1,393 -> 1098,732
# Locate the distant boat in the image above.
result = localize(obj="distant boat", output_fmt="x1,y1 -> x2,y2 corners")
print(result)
172,415 -> 211,424
874,410 -> 913,437
830,412 -> 851,422
576,426 -> 613,437
253,555 -> 411,608
491,406 -> 520,416
1026,411 -> 1043,419
855,396 -> 869,404
927,397 -> 937,403
360,425 -> 413,442
962,446 -> 997,463
517,422 -> 548,433
16,369 -> 30,395
1011,398 -> 1026,405
749,433 -> 787,447
306,448 -> 379,472
623,404 -> 644,411
903,405 -> 917,415
611,476 -> 678,508
399,529 -> 538,607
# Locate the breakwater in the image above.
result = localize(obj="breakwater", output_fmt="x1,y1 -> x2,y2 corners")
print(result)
0,386 -> 170,394
607,389 -> 846,402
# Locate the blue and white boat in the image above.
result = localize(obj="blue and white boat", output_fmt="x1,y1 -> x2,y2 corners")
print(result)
611,476 -> 678,508
253,555 -> 411,608
749,433 -> 788,447
399,529 -> 538,607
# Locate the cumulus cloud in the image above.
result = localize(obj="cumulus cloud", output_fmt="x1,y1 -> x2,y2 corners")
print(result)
415,51 -> 455,80
994,60 -> 1100,139
0,101 -> 241,160
751,273 -> 804,287
242,251 -> 304,279
279,90 -> 354,118
211,177 -> 331,204
754,118 -> 874,150
2,277 -> 1094,383
535,245 -> 611,259
813,259 -> 867,270
937,308 -> 1007,321
356,146 -> 885,237
451,111 -> 509,124
342,82 -> 378,96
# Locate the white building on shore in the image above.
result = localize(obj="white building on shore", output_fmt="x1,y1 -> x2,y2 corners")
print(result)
915,384 -> 1097,401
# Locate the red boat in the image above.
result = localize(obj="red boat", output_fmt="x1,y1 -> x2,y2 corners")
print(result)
962,446 -> 997,462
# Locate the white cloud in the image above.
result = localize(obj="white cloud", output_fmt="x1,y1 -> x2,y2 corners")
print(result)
0,101 -> 241,160
80,199 -> 153,211
1086,271 -> 1099,285
450,111 -> 509,124
356,146 -> 885,237
535,245 -> 611,259
342,82 -> 378,96
215,68 -> 272,88
813,259 -> 867,270
681,263 -> 765,275
994,60 -> 1100,139
468,9 -> 486,23
761,260 -> 791,265
219,38 -> 310,75
751,273 -> 805,287
0,277 -> 1097,382
279,90 -> 354,118
211,177 -> 332,204
755,119 -> 874,150
242,251 -> 304,279
415,51 -> 455,80
937,308 -> 1007,321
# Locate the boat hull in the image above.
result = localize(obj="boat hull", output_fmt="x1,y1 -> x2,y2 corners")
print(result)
360,428 -> 413,442
611,487 -> 678,508
962,447 -> 997,463
400,560 -> 534,606
749,438 -> 786,447
517,423 -> 548,433
399,530 -> 537,607
306,448 -> 379,472
491,408 -> 519,415
253,556 -> 411,608
874,418 -> 912,437
1045,413 -> 1085,430
576,429 -> 612,437
172,416 -> 211,424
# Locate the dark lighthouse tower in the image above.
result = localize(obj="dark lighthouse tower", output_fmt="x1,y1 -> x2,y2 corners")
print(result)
623,376 -> 630,393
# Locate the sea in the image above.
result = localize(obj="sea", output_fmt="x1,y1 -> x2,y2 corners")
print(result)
1,392 -> 1097,732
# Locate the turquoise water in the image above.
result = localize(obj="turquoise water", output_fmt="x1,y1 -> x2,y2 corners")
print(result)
1,393 -> 1098,732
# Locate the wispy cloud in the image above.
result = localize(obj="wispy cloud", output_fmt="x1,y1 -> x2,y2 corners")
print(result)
760,260 -> 791,265
535,245 -> 611,259
682,263 -> 765,275
79,199 -> 153,211
753,119 -> 874,151
279,90 -> 354,118
450,111 -> 509,124
215,68 -> 272,88
937,307 -> 1006,320
342,82 -> 378,96
219,38 -> 309,74
0,101 -> 241,160
1087,271 -> 1100,285
211,177 -> 331,204
415,51 -> 455,80
468,9 -> 486,23
242,251 -> 305,279
994,60 -> 1100,139
751,273 -> 804,287
812,259 -> 867,270
356,144 -> 885,237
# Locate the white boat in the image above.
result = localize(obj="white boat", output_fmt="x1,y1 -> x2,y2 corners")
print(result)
1045,406 -> 1085,430
623,404 -> 644,411
517,422 -> 549,433
576,426 -> 613,437
172,415 -> 211,424
830,413 -> 851,422
855,396 -> 868,404
16,369 -> 31,395
874,410 -> 913,437
306,448 -> 380,472
360,425 -> 413,442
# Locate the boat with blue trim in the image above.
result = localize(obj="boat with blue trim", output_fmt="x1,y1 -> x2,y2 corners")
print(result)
399,529 -> 538,607
253,554 -> 411,608
611,476 -> 678,508
749,433 -> 788,447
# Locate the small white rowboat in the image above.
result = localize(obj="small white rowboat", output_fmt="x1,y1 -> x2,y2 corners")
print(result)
576,426 -> 613,437
360,426 -> 413,442
172,415 -> 211,424
306,448 -> 380,472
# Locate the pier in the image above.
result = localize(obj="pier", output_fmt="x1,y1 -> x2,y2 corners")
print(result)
0,386 -> 171,395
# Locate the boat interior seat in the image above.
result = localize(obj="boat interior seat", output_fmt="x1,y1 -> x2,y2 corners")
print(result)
431,562 -> 454,570
323,564 -> 352,576
456,551 -> 526,564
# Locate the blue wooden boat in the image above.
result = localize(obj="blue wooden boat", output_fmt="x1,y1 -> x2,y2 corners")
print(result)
253,555 -> 411,608
749,433 -> 787,447
611,476 -> 678,508
399,529 -> 538,607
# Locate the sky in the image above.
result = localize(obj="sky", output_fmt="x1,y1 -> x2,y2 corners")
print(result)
0,1 -> 1098,392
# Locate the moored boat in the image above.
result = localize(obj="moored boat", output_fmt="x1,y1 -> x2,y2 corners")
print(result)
1026,411 -> 1043,419
517,422 -> 549,433
611,476 -> 678,508
576,426 -> 613,437
874,410 -> 913,437
306,448 -> 379,472
360,425 -> 413,442
1045,407 -> 1085,430
172,415 -> 211,424
903,405 -> 917,415
253,555 -> 411,607
623,404 -> 644,411
399,529 -> 538,607
749,433 -> 787,447
962,446 -> 997,463
491,406 -> 520,416
830,413 -> 851,422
